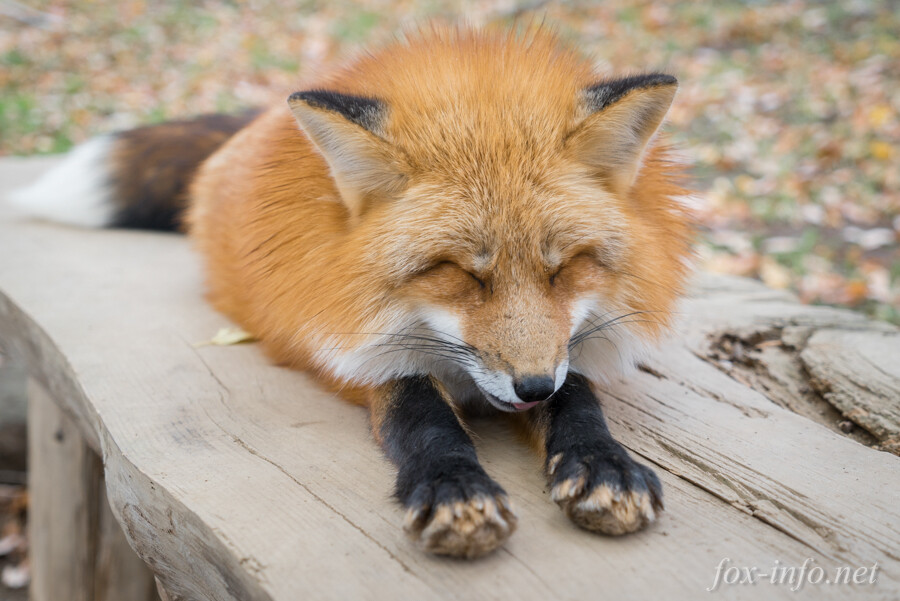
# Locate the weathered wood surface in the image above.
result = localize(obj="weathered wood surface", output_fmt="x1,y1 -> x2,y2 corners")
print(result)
1,157 -> 899,600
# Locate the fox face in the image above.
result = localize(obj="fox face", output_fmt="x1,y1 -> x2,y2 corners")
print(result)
377,173 -> 642,412
283,33 -> 691,411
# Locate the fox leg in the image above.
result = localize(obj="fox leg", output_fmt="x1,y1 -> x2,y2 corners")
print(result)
370,375 -> 517,558
523,372 -> 663,535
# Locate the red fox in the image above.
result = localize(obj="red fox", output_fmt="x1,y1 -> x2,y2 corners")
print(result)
11,26 -> 692,558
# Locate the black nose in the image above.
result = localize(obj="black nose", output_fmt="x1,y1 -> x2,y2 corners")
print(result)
513,376 -> 556,404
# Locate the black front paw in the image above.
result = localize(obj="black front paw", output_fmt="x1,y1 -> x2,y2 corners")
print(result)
547,443 -> 663,535
399,460 -> 517,559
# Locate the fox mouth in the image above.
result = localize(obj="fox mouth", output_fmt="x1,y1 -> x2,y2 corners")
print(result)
479,389 -> 542,412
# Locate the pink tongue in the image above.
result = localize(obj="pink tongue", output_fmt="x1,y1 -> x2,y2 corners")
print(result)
512,401 -> 541,411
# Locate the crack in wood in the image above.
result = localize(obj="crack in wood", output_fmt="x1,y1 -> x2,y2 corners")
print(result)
697,324 -> 894,452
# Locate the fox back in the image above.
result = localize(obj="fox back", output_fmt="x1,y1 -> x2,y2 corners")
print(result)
185,26 -> 692,409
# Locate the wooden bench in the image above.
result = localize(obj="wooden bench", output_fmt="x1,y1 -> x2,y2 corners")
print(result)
2,156 -> 899,600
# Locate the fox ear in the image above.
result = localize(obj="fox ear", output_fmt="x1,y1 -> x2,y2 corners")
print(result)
567,74 -> 677,191
288,90 -> 407,216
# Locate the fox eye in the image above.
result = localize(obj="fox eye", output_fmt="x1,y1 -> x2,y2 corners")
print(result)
466,270 -> 487,289
423,261 -> 487,290
549,265 -> 564,286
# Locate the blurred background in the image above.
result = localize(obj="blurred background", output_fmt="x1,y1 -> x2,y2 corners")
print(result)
0,0 -> 898,595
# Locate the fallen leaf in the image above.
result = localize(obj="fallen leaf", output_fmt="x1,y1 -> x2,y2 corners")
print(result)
869,140 -> 895,160
867,104 -> 893,129
195,327 -> 257,347
760,257 -> 793,289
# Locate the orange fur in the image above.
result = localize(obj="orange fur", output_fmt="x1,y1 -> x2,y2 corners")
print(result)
186,26 -> 693,408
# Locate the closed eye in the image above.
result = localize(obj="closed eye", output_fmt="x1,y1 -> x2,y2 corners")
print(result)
423,261 -> 487,289
548,250 -> 613,286
466,269 -> 487,289
549,266 -> 564,286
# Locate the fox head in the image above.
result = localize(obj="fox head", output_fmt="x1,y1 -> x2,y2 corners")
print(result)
286,29 -> 692,411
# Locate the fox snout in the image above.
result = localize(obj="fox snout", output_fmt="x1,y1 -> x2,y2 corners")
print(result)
471,359 -> 569,412
465,342 -> 571,411
439,285 -> 576,411
513,375 -> 556,404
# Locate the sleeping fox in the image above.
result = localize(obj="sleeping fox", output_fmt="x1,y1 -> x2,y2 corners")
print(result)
12,26 -> 692,558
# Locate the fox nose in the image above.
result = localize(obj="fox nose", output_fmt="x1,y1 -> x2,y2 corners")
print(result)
513,375 -> 556,404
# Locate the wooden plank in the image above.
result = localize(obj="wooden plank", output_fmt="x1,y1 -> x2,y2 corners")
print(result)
3,157 -> 899,599
26,379 -> 158,601
28,378 -> 100,601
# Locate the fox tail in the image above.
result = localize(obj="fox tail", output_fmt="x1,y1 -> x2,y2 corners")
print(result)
8,110 -> 259,231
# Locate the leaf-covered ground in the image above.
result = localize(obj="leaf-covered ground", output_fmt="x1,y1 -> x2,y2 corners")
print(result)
2,0 -> 898,322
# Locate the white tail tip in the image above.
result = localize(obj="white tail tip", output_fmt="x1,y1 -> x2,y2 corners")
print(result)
7,136 -> 117,228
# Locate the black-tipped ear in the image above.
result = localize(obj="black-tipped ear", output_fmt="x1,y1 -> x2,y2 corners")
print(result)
288,90 -> 386,136
581,73 -> 677,115
288,90 -> 405,216
568,73 -> 678,191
